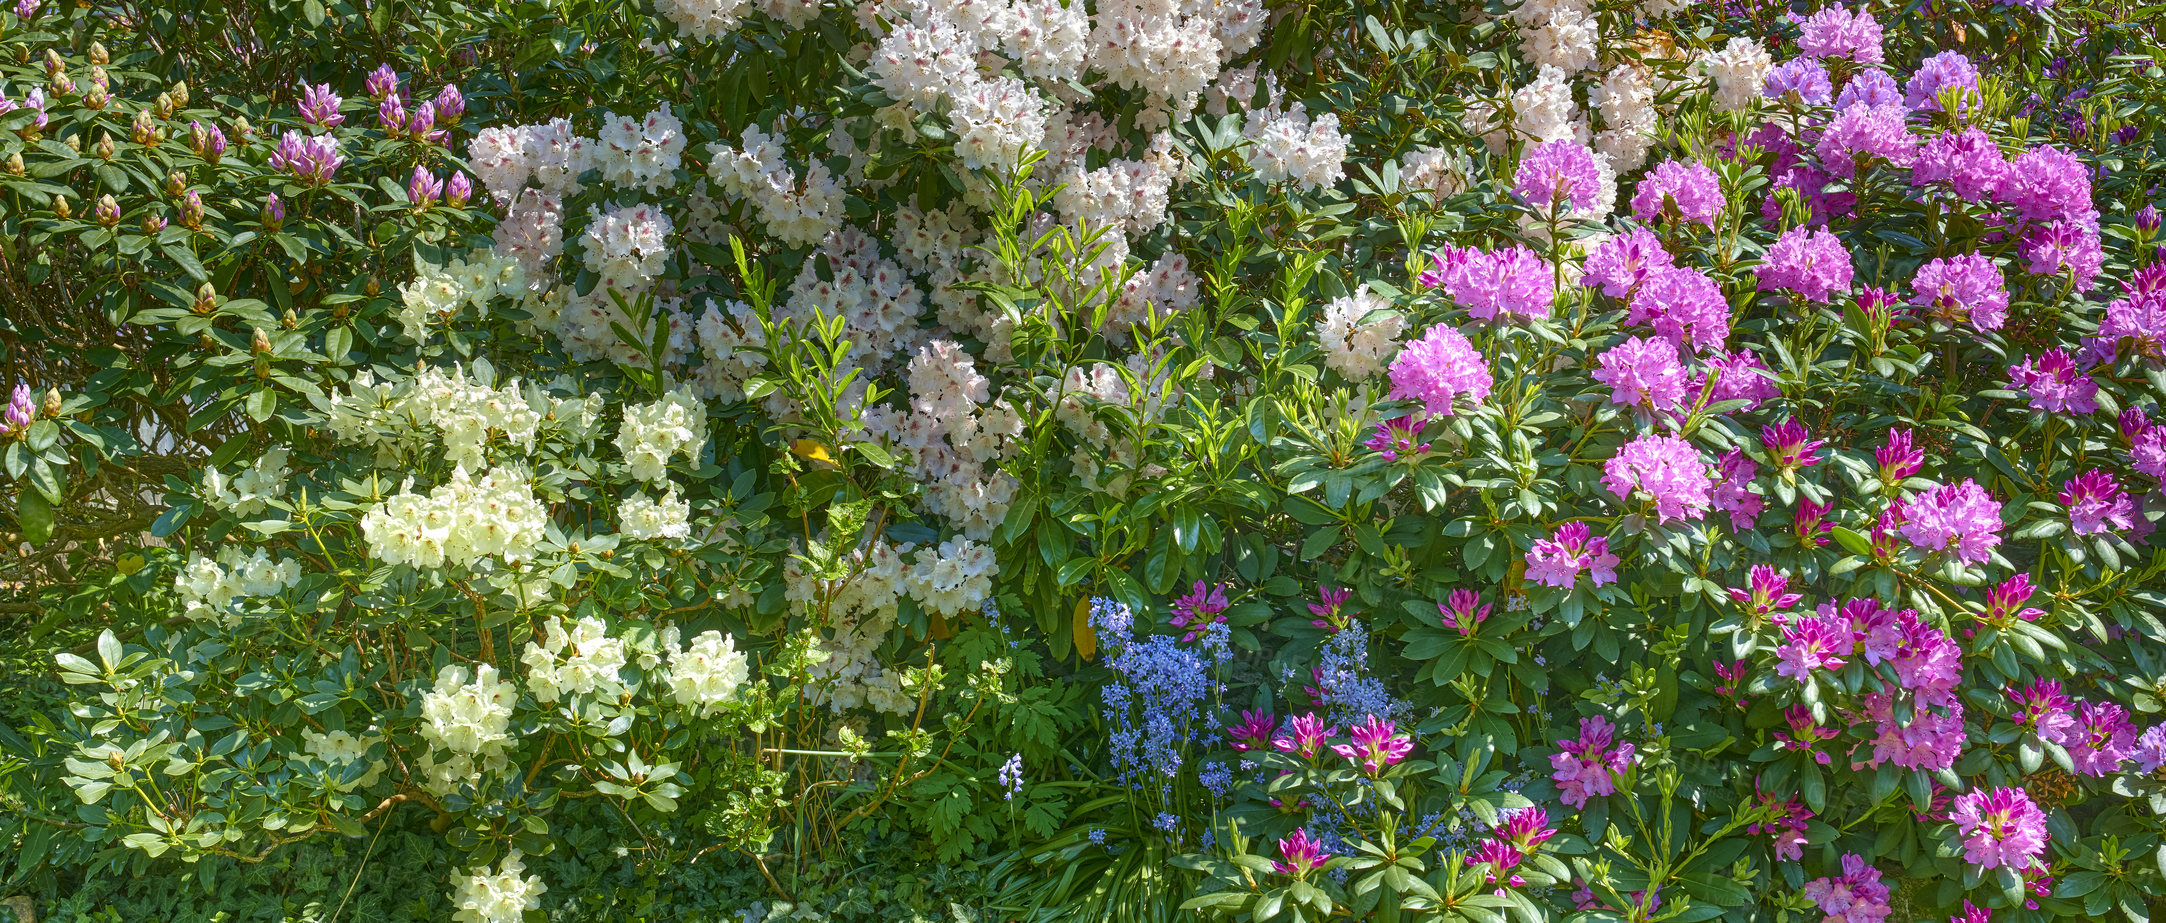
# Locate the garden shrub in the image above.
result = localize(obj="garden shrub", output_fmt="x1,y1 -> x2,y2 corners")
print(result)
3,0 -> 2166,919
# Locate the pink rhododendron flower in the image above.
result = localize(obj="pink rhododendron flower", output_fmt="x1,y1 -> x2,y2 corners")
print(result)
1947,786 -> 2049,870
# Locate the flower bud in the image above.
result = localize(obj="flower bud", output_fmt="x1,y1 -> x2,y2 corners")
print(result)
251,327 -> 272,355
2139,204 -> 2162,237
42,48 -> 62,79
169,80 -> 189,108
408,165 -> 442,208
131,109 -> 157,145
142,211 -> 167,235
178,190 -> 204,230
42,387 -> 60,418
365,276 -> 381,297
446,171 -> 472,208
231,116 -> 254,145
51,192 -> 70,219
5,153 -> 22,176
365,63 -> 398,101
3,385 -> 31,429
192,282 -> 219,314
261,192 -> 284,230
433,84 -> 465,122
86,65 -> 107,90
152,91 -> 172,119
165,171 -> 187,197
88,41 -> 107,65
63,133 -> 79,152
93,193 -> 119,227
282,307 -> 299,330
93,133 -> 113,160
405,100 -> 435,142
376,94 -> 405,134
82,84 -> 108,109
453,44 -> 479,68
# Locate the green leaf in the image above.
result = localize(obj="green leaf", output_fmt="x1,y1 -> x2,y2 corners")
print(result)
95,630 -> 123,672
161,240 -> 209,281
246,388 -> 278,422
17,488 -> 53,546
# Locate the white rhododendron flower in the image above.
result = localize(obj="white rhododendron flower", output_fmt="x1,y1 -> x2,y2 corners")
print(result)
616,387 -> 708,482
667,630 -> 751,715
451,851 -> 547,923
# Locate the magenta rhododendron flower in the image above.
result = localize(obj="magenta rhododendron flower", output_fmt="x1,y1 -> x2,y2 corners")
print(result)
1515,139 -> 1604,214
1551,716 -> 1635,807
1631,159 -> 1722,227
1495,806 -> 1556,851
1797,6 -> 1884,63
2002,145 -> 2094,225
1793,499 -> 1834,547
2022,219 -> 2104,291
1603,435 -> 1713,522
1582,228 -> 1672,298
1757,227 -> 1854,302
1273,713 -> 1335,759
1426,245 -> 1555,320
1863,693 -> 1966,770
2071,700 -> 2137,776
1696,349 -> 1781,412
2008,349 -> 2099,414
1308,586 -> 1352,631
1273,828 -> 1329,877
1765,57 -> 1834,105
1802,854 -> 1892,923
1876,427 -> 1924,482
268,131 -> 343,186
1388,324 -> 1491,417
1465,838 -> 1525,886
2061,469 -> 2134,536
1816,103 -> 1916,177
1728,564 -> 1801,614
1525,522 -> 1620,589
1836,69 -> 1902,110
1594,335 -> 1689,410
1775,612 -> 1851,680
1748,789 -> 1812,859
1628,265 -> 1730,353
2010,679 -> 2077,744
297,83 -> 344,129
1225,708 -> 1276,752
1948,786 -> 2048,870
1774,704 -> 1838,762
1331,714 -> 1414,774
1761,418 -> 1824,469
365,63 -> 400,100
1168,580 -> 1229,642
1366,415 -> 1430,461
1984,575 -> 2046,624
1905,50 -> 1980,111
2134,726 -> 2166,774
1438,589 -> 1490,635
1912,127 -> 2009,201
1711,448 -> 1764,529
1898,479 -> 2003,565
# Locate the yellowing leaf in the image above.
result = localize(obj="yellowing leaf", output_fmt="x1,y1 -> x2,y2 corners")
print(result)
791,438 -> 837,467
1073,597 -> 1096,661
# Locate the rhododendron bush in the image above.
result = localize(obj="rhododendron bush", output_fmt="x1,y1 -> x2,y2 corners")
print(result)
4,0 -> 2166,918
